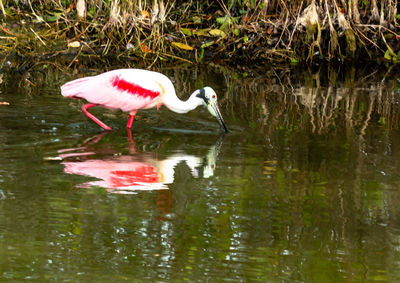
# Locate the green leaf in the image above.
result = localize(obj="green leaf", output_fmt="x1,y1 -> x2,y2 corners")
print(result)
87,7 -> 97,18
192,16 -> 202,24
216,15 -> 239,33
180,28 -> 192,36
243,35 -> 249,43
218,16 -> 239,25
290,58 -> 299,64
46,13 -> 62,22
384,49 -> 392,60
198,48 -> 204,62
233,29 -> 240,36
201,41 -> 214,48
216,16 -> 230,25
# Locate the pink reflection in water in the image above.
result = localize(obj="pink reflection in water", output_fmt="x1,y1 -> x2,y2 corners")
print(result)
56,132 -> 222,194
63,157 -> 163,192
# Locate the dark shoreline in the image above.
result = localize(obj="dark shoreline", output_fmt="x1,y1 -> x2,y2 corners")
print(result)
0,1 -> 399,66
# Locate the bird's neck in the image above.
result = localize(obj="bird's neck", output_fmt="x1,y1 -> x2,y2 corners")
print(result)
163,91 -> 202,114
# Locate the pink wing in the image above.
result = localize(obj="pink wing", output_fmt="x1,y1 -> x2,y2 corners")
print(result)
61,69 -> 166,112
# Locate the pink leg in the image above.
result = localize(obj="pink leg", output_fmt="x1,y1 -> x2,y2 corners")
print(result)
81,103 -> 112,131
126,110 -> 137,129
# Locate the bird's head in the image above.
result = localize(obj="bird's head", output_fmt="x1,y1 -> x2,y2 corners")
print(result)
196,87 -> 228,133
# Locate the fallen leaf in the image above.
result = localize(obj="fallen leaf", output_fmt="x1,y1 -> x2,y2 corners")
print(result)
209,29 -> 226,37
140,42 -> 151,53
193,28 -> 210,36
171,42 -> 194,50
141,10 -> 150,18
67,41 -> 81,48
242,16 -> 251,23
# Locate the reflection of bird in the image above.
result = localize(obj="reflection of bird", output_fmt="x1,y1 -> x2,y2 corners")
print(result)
61,69 -> 228,132
62,154 -> 203,193
53,132 -> 224,193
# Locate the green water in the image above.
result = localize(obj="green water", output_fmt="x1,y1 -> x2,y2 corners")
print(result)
1,63 -> 400,282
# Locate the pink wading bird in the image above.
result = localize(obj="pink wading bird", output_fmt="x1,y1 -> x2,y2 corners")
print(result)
61,69 -> 228,132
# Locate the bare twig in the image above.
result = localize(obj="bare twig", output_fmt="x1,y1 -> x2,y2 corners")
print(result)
30,28 -> 47,46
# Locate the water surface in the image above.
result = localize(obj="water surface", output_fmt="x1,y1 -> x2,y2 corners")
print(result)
1,62 -> 400,282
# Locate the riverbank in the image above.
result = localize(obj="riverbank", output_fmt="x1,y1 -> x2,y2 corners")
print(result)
0,0 -> 399,65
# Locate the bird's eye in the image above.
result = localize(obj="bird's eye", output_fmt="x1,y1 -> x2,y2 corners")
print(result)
212,95 -> 216,99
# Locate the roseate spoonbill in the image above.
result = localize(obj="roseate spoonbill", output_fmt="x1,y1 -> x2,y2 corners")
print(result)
61,69 -> 228,132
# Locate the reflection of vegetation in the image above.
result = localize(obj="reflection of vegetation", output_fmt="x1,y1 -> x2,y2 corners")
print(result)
212,64 -> 400,135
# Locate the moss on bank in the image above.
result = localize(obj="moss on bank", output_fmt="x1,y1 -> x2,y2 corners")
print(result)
0,0 -> 399,65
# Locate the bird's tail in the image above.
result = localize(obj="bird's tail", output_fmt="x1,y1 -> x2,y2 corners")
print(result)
61,77 -> 92,98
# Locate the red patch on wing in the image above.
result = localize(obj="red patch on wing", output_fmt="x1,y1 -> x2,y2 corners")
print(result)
112,76 -> 160,99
